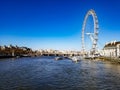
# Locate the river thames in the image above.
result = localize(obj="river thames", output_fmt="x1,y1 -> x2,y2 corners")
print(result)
0,56 -> 120,90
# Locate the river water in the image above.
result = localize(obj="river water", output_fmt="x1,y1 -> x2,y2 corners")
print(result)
0,56 -> 120,90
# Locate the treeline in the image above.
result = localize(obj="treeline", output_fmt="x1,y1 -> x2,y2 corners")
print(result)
0,45 -> 34,57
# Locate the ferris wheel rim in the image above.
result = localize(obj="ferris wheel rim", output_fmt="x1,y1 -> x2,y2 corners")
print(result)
81,9 -> 99,53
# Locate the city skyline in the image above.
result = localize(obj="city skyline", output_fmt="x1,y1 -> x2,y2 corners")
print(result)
0,0 -> 120,50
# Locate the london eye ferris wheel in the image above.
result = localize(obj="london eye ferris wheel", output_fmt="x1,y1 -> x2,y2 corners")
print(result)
81,9 -> 99,54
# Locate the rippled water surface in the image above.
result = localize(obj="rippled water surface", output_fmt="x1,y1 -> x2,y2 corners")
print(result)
0,56 -> 120,90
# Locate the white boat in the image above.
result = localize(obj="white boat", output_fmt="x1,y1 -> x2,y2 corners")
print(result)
70,56 -> 82,62
54,57 -> 63,60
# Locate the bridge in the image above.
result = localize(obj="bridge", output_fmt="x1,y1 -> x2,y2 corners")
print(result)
35,49 -> 81,56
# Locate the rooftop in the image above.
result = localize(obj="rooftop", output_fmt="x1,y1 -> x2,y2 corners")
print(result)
104,41 -> 120,48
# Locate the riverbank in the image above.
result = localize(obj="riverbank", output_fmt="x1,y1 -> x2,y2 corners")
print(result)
0,56 -> 16,59
97,56 -> 120,64
0,55 -> 33,59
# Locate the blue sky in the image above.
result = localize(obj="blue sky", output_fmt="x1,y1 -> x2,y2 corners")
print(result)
0,0 -> 120,50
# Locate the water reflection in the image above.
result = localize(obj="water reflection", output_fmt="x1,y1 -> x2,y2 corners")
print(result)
0,56 -> 120,90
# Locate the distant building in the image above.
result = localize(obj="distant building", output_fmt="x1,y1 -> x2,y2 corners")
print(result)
102,41 -> 120,57
0,46 -> 5,50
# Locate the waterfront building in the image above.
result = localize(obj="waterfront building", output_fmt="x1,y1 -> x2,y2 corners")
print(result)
102,41 -> 120,57
0,46 -> 5,50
